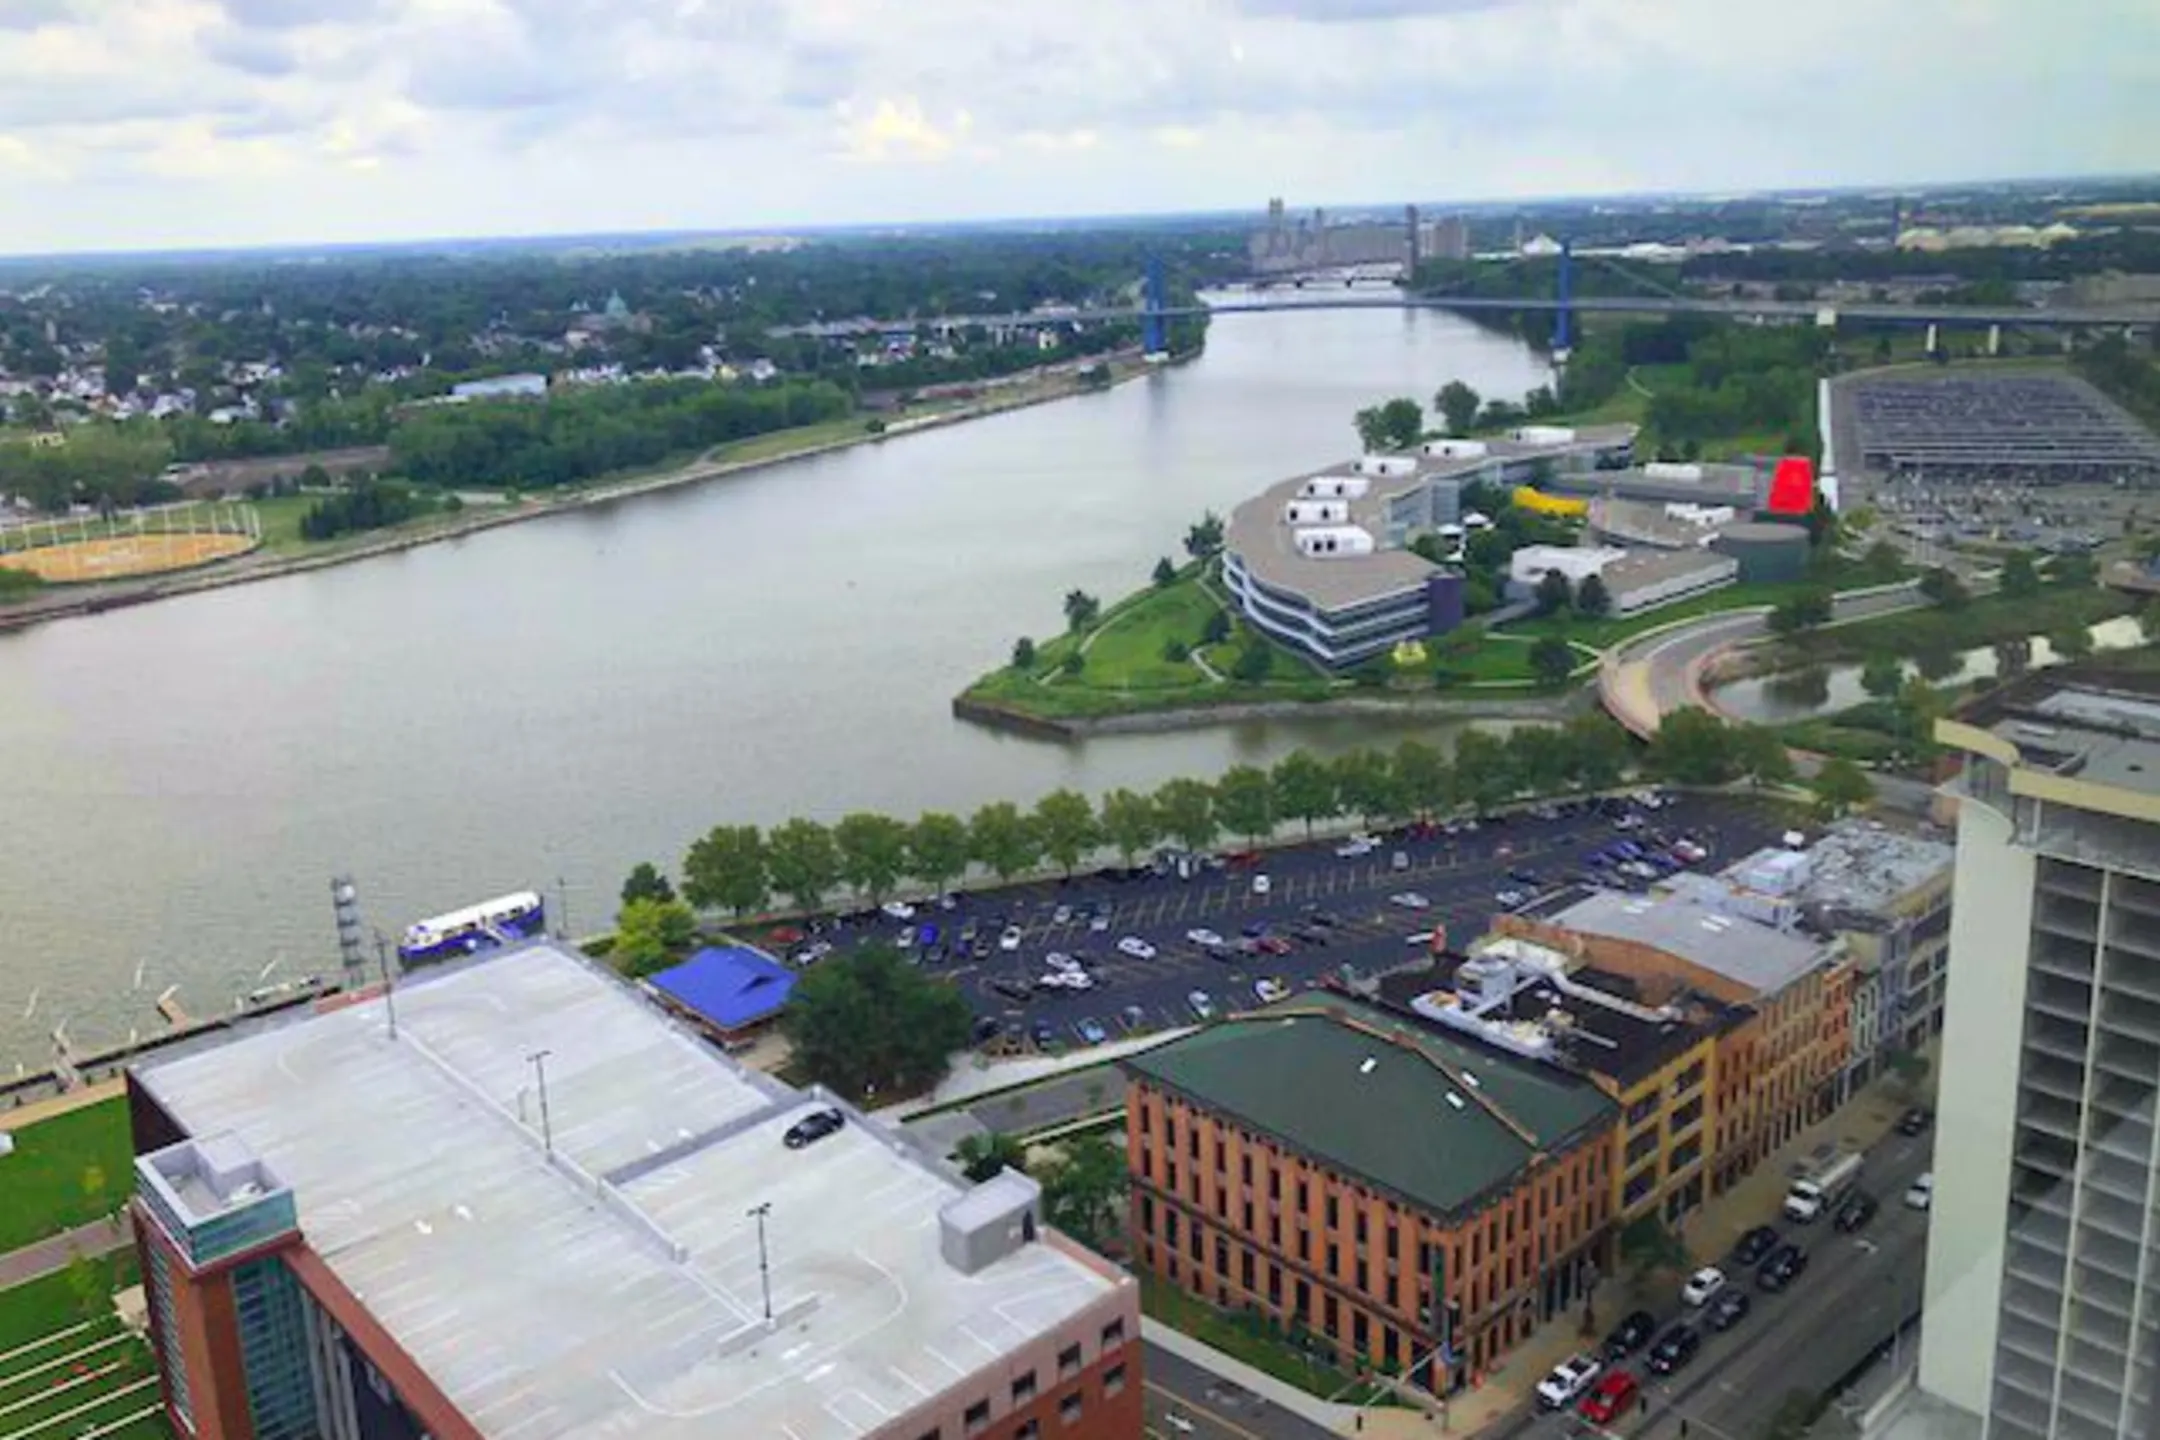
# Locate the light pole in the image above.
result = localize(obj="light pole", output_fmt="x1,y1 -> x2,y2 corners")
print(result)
372,930 -> 399,1041
527,1049 -> 554,1155
748,1202 -> 774,1323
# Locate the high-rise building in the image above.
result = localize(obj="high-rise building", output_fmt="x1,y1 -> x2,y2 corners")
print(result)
127,942 -> 1141,1440
1872,677 -> 2160,1440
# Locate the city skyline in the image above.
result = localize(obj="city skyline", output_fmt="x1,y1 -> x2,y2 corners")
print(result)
0,0 -> 2154,255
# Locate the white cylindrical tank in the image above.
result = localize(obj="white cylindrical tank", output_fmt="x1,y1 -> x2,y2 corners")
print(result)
1511,425 -> 1577,446
1355,455 -> 1418,478
1423,438 -> 1490,459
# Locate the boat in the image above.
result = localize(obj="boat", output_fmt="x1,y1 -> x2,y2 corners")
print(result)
398,890 -> 547,965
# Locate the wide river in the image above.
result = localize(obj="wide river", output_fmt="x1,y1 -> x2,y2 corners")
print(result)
0,300 -> 1550,1071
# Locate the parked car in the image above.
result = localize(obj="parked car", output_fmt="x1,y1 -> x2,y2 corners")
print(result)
1046,952 -> 1083,973
1051,904 -> 1073,924
989,977 -> 1034,1002
1645,1325 -> 1700,1375
783,1107 -> 845,1149
1391,851 -> 1411,871
1075,1017 -> 1109,1045
1708,1288 -> 1751,1331
1757,1243 -> 1810,1292
1335,836 -> 1378,858
1680,1266 -> 1727,1309
969,1015 -> 1004,1045
1089,912 -> 1112,932
1187,990 -> 1215,1021
1119,1004 -> 1147,1031
1254,977 -> 1289,1003
1117,937 -> 1158,960
1897,1107 -> 1933,1137
1255,935 -> 1293,956
1251,873 -> 1272,895
999,925 -> 1025,951
1601,1310 -> 1656,1360
1905,1173 -> 1935,1211
1835,1192 -> 1880,1233
879,901 -> 915,921
1030,1020 -> 1055,1049
1388,892 -> 1431,909
1535,1354 -> 1603,1410
1578,1371 -> 1639,1425
1187,928 -> 1226,949
1495,888 -> 1526,908
1732,1225 -> 1780,1267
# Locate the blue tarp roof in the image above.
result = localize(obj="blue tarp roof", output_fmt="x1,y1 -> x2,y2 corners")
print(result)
649,946 -> 795,1031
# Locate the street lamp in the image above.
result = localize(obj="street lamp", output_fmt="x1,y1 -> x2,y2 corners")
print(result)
748,1202 -> 774,1323
527,1049 -> 554,1155
372,930 -> 399,1041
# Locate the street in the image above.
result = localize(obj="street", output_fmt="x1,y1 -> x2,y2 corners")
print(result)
1142,1339 -> 1338,1440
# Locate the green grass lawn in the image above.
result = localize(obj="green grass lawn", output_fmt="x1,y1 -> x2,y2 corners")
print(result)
1769,587 -> 2134,666
701,415 -> 877,466
1496,582 -> 1807,648
1140,1276 -> 1405,1407
1075,576 -> 1225,690
0,1257 -> 170,1440
0,1099 -> 132,1253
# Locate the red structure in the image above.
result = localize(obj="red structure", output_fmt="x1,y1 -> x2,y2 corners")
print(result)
1767,457 -> 1815,516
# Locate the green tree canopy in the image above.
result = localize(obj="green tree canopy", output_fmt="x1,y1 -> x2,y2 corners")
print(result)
2047,551 -> 2096,588
682,824 -> 768,917
907,812 -> 971,895
1185,511 -> 1224,560
1918,566 -> 1969,609
1812,756 -> 1876,820
1212,764 -> 1278,845
1565,713 -> 1634,792
1765,587 -> 1833,635
1033,789 -> 1101,876
1649,708 -> 1738,786
765,818 -> 841,913
1354,396 -> 1424,452
1392,740 -> 1449,820
1271,751 -> 1340,836
1860,655 -> 1905,702
1099,788 -> 1162,864
968,801 -> 1042,881
1619,1214 -> 1690,1281
1036,1134 -> 1127,1252
1731,724 -> 1796,788
1434,380 -> 1481,435
1449,729 -> 1516,814
1533,568 -> 1573,617
620,861 -> 676,908
1152,556 -> 1177,588
2051,623 -> 2095,662
1575,573 -> 1611,618
614,896 -> 697,978
1230,643 -> 1273,683
1331,748 -> 1402,824
1011,636 -> 1036,670
834,812 -> 912,901
1530,634 -> 1577,686
1153,777 -> 1220,853
953,1131 -> 1029,1182
782,947 -> 972,1101
1063,589 -> 1100,631
1999,549 -> 2040,598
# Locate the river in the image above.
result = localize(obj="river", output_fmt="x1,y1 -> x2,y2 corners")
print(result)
0,300 -> 1551,1071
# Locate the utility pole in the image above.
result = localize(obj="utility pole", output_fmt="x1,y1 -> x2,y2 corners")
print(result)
372,930 -> 398,1041
527,1049 -> 554,1155
555,877 -> 570,942
748,1202 -> 774,1323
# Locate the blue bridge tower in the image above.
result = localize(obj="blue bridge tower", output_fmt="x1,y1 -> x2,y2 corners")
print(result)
1553,239 -> 1574,364
1141,256 -> 1169,361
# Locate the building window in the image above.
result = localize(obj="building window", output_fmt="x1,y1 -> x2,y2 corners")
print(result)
1625,1128 -> 1660,1168
1324,1295 -> 1339,1338
1242,1155 -> 1252,1185
1327,1243 -> 1339,1276
1013,1373 -> 1038,1404
1059,1344 -> 1083,1379
1017,1424 -> 1039,1440
1104,1364 -> 1127,1398
1326,1194 -> 1339,1229
1626,1091 -> 1661,1126
1385,1224 -> 1398,1259
1670,1138 -> 1702,1173
1670,1096 -> 1705,1134
965,1400 -> 991,1437
1102,1318 -> 1125,1349
1060,1394 -> 1084,1426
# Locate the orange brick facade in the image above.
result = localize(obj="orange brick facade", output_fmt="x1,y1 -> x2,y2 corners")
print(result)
1125,1080 -> 1612,1388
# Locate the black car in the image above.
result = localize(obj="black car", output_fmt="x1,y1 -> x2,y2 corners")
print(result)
969,1015 -> 1004,1045
1646,1324 -> 1701,1375
1708,1289 -> 1750,1332
1835,1192 -> 1879,1233
783,1107 -> 845,1149
1030,1020 -> 1056,1049
1732,1225 -> 1780,1267
1601,1309 -> 1657,1361
1757,1243 -> 1810,1292
989,976 -> 1034,1002
1897,1107 -> 1933,1137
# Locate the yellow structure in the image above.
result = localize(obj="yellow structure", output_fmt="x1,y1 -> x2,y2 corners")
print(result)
1512,485 -> 1588,518
1390,638 -> 1428,667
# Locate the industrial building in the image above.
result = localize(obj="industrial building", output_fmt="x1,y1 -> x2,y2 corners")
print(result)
1867,677 -> 2160,1440
126,942 -> 1140,1440
1248,200 -> 1470,276
1220,425 -> 1636,668
1506,544 -> 1739,615
1122,993 -> 1615,1391
1538,459 -> 1767,508
448,373 -> 547,402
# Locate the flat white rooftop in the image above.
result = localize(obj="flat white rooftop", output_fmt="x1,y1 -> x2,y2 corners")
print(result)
135,943 -> 1116,1440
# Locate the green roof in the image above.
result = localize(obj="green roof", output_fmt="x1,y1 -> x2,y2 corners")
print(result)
1123,997 -> 1615,1219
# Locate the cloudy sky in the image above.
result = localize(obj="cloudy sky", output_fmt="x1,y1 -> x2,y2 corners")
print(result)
0,0 -> 2153,254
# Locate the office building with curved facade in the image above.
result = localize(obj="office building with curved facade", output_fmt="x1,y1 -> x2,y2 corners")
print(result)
1220,425 -> 1636,668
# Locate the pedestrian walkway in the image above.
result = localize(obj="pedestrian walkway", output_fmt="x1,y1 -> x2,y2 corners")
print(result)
0,1078 -> 123,1132
879,1028 -> 1188,1121
0,1216 -> 130,1290
1142,1319 -> 1358,1431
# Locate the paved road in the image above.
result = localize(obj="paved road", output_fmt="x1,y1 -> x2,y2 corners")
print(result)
1492,1128 -> 1935,1440
1143,1340 -> 1337,1440
0,1215 -> 129,1287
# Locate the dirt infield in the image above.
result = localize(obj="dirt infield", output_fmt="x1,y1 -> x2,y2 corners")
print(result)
1,532 -> 257,583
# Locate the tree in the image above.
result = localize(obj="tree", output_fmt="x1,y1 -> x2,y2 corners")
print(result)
765,818 -> 841,912
1918,566 -> 1969,609
1995,635 -> 2033,679
1037,1134 -> 1127,1252
1730,724 -> 1795,788
1354,396 -> 1424,452
1063,589 -> 1100,632
1099,788 -> 1162,865
783,946 -> 972,1101
1530,634 -> 1577,687
1812,757 -> 1876,820
1230,643 -> 1273,683
1060,650 -> 1084,677
1012,636 -> 1037,670
1332,748 -> 1403,824
1766,587 -> 1833,635
953,1131 -> 1029,1182
834,812 -> 912,901
1449,729 -> 1518,814
1860,655 -> 1905,702
1619,1214 -> 1690,1282
620,861 -> 675,908
2048,551 -> 2097,588
1153,777 -> 1220,853
1152,556 -> 1178,588
968,801 -> 1042,881
1434,379 -> 1481,435
1911,645 -> 1961,683
2051,623 -> 2095,662
682,824 -> 768,917
1033,789 -> 1100,876
1392,740 -> 1449,820
908,812 -> 971,894
1649,709 -> 1738,786
1999,549 -> 2041,599
1184,511 -> 1225,560
1575,573 -> 1611,619
2141,603 -> 2160,644
1201,609 -> 1233,646
1213,764 -> 1278,846
1272,750 -> 1340,836
1566,713 -> 1634,792
64,1252 -> 105,1322
614,896 -> 697,977
1533,568 -> 1573,617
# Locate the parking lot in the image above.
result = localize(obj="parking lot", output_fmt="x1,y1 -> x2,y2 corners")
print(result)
797,791 -> 1798,1056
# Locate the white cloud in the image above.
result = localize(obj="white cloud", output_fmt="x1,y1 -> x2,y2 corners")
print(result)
0,0 -> 2147,251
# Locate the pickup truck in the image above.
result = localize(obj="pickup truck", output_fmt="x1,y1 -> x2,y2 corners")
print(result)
1784,1151 -> 1863,1223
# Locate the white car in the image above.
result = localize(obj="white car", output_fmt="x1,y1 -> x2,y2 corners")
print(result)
1046,952 -> 1083,973
1117,936 -> 1158,961
1681,1266 -> 1727,1308
1495,888 -> 1526,908
1251,873 -> 1272,895
880,900 -> 916,920
1186,990 -> 1216,1020
1253,977 -> 1289,1003
1905,1173 -> 1934,1211
998,926 -> 1024,952
1186,928 -> 1226,948
1388,892 -> 1431,909
1089,913 -> 1112,932
1335,837 -> 1376,858
1052,904 -> 1073,924
1038,970 -> 1094,991
1536,1354 -> 1603,1410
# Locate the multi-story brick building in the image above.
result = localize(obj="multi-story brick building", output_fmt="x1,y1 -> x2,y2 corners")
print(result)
127,942 -> 1141,1440
1121,995 -> 1615,1392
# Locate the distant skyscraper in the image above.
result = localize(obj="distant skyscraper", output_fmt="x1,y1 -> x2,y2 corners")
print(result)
1405,204 -> 1421,271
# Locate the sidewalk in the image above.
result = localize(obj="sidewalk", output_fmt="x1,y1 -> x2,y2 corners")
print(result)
0,1078 -> 124,1132
1142,1319 -> 1358,1431
0,1215 -> 130,1289
878,1028 -> 1190,1121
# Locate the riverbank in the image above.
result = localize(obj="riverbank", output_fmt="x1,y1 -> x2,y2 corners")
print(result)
952,687 -> 1586,739
0,356 -> 1165,637
1710,586 -> 2133,678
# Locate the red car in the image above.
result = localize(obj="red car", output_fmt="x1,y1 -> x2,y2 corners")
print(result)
1579,1370 -> 1639,1425
1256,935 -> 1294,955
